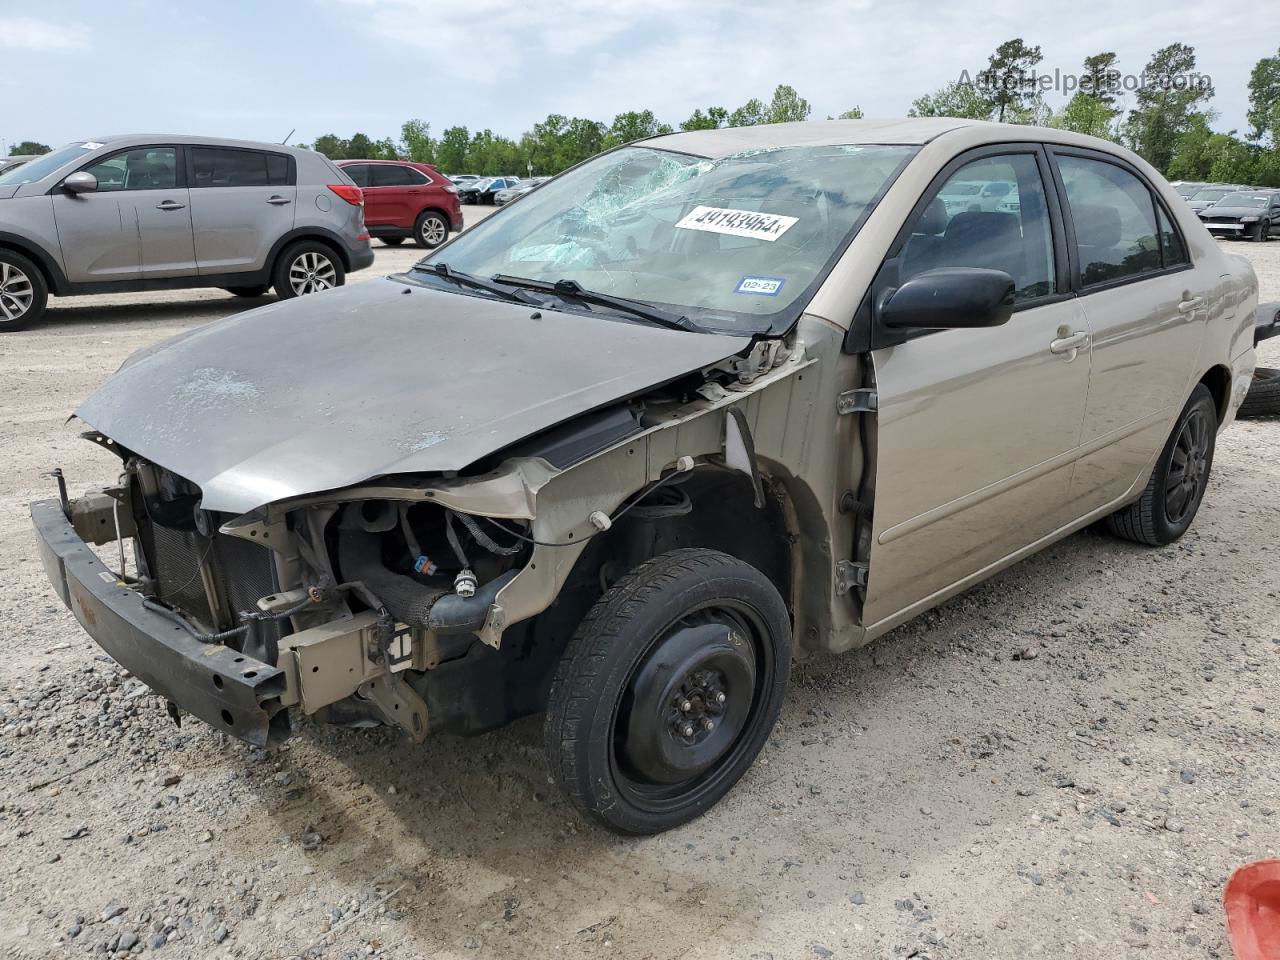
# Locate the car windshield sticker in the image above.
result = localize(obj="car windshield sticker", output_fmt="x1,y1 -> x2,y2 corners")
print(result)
735,276 -> 786,296
675,206 -> 798,242
81,141 -> 104,150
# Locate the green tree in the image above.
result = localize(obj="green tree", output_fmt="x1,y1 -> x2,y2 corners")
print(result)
1081,52 -> 1121,111
832,107 -> 864,120
10,140 -> 50,155
1049,93 -> 1118,139
1246,47 -> 1280,143
435,126 -> 470,173
908,81 -> 992,120
764,84 -> 811,123
400,119 -> 435,163
603,110 -> 672,148
346,133 -> 377,159
1122,43 -> 1214,172
313,134 -> 349,159
977,38 -> 1044,122
680,106 -> 729,131
728,98 -> 767,127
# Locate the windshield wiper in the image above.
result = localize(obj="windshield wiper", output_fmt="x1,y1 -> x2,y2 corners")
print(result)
493,275 -> 702,333
417,262 -> 546,306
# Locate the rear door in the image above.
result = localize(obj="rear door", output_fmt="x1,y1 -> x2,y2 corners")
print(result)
368,163 -> 433,227
1046,149 -> 1206,513
187,146 -> 296,274
53,144 -> 195,281
863,145 -> 1091,631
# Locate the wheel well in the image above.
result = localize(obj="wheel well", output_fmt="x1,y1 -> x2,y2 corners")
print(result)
1199,364 -> 1231,423
416,207 -> 450,224
0,240 -> 61,294
276,234 -> 350,272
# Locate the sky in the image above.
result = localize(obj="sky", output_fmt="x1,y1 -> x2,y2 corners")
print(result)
2,0 -> 1278,154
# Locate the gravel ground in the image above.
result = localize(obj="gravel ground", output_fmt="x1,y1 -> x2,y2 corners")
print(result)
0,233 -> 1277,960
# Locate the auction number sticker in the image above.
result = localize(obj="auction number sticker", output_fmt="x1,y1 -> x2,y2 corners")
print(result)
675,206 -> 798,242
735,276 -> 786,296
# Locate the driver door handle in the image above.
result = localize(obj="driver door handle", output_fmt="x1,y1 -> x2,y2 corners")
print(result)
1049,330 -> 1090,357
266,196 -> 292,206
1178,296 -> 1204,312
155,200 -> 186,211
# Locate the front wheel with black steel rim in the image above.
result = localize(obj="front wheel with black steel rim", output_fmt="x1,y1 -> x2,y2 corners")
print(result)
413,211 -> 448,249
1104,383 -> 1217,546
272,241 -> 345,300
0,249 -> 48,332
544,548 -> 792,835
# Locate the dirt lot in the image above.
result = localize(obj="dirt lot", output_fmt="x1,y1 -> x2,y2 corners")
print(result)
1,230 -> 1278,960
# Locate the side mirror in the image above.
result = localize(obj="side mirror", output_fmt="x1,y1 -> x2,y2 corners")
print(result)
880,267 -> 1016,331
62,172 -> 98,195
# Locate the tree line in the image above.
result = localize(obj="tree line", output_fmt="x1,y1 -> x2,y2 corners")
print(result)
10,42 -> 1280,186
304,41 -> 1280,187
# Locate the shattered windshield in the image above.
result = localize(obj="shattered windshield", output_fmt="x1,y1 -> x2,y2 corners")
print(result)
413,143 -> 918,334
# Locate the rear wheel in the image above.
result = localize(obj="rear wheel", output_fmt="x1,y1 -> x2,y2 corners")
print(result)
272,241 -> 345,300
544,548 -> 792,835
413,211 -> 448,249
0,249 -> 48,332
1240,368 -> 1280,418
1104,384 -> 1217,545
223,285 -> 269,298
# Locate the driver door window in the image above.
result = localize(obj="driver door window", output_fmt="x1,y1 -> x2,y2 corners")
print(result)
84,147 -> 178,192
899,153 -> 1056,303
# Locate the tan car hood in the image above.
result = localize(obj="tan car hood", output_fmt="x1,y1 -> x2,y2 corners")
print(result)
76,277 -> 750,513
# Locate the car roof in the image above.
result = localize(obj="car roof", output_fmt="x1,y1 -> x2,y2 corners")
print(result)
80,134 -> 312,158
642,118 -> 1138,161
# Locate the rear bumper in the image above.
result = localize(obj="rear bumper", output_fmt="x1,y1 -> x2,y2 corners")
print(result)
348,241 -> 376,272
30,498 -> 289,748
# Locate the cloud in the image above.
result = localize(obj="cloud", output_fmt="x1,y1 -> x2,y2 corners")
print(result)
0,16 -> 89,51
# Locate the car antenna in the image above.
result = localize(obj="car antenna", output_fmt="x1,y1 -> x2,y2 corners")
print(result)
281,128 -> 295,145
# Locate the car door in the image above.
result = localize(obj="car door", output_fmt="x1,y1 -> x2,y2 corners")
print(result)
369,163 -> 432,226
342,164 -> 381,223
52,145 -> 196,282
862,145 -> 1092,631
187,146 -> 297,274
1046,149 -> 1206,513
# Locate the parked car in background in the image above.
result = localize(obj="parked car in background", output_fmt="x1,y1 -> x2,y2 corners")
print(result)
337,159 -> 462,248
494,177 -> 548,205
0,155 -> 34,175
1199,191 -> 1280,241
0,135 -> 373,330
1186,184 -> 1252,213
1170,180 -> 1207,199
459,176 -> 520,204
32,118 -> 1258,836
446,174 -> 481,186
937,178 -> 1016,214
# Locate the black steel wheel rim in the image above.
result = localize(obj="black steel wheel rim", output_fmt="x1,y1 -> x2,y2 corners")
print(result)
609,599 -> 774,814
1165,407 -> 1212,524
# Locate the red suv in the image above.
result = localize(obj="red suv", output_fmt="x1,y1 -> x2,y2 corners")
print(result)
336,160 -> 462,249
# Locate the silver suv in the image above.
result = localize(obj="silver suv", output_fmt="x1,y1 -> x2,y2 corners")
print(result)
0,135 -> 374,330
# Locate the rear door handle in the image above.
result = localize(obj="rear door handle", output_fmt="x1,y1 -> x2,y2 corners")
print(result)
266,196 -> 292,206
155,200 -> 185,211
1178,296 -> 1204,312
1049,330 -> 1090,357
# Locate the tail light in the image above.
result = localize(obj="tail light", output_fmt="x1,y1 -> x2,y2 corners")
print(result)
328,184 -> 364,207
443,184 -> 458,194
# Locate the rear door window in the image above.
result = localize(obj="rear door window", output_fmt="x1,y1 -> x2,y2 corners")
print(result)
190,147 -> 291,188
1055,154 -> 1163,286
372,164 -> 428,187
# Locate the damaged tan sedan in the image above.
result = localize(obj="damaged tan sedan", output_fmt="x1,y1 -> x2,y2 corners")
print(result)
33,119 -> 1263,834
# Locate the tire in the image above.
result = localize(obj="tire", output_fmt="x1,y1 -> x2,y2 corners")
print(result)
272,241 -> 345,300
412,211 -> 449,249
381,237 -> 405,247
1239,368 -> 1280,418
544,548 -> 792,835
223,285 -> 269,298
1250,223 -> 1266,242
0,248 -> 48,332
1104,384 -> 1217,546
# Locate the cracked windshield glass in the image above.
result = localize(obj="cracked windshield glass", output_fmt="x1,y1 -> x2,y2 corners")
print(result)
413,143 -> 917,334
